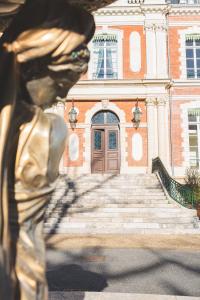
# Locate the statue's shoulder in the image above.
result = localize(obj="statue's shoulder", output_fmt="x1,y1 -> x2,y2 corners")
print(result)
15,108 -> 67,198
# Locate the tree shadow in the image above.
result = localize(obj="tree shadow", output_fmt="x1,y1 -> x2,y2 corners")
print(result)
47,246 -> 200,297
44,174 -> 117,237
47,264 -> 108,292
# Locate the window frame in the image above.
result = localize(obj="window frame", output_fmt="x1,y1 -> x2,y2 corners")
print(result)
88,29 -> 123,80
185,37 -> 200,79
188,112 -> 200,167
179,27 -> 200,80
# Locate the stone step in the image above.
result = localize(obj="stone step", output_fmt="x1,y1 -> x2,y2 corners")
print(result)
46,211 -> 196,221
45,216 -> 194,224
51,196 -> 168,202
48,200 -> 174,206
46,203 -> 177,210
44,226 -> 200,235
49,292 -> 200,300
64,182 -> 160,185
48,206 -> 195,214
45,223 -> 196,231
45,173 -> 200,235
53,189 -> 165,195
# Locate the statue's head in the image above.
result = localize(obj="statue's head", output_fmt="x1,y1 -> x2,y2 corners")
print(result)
1,0 -> 95,108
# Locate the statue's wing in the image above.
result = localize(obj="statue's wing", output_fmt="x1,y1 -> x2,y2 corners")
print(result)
0,0 -> 117,16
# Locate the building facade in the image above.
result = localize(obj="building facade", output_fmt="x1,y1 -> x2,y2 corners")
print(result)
51,0 -> 200,177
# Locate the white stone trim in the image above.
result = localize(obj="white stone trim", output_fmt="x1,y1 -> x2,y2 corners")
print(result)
83,102 -> 126,174
180,100 -> 200,171
170,6 -> 200,16
132,133 -> 143,161
173,167 -> 187,177
94,15 -> 144,26
178,26 -> 200,80
88,28 -> 124,80
66,122 -> 147,129
69,133 -> 79,162
130,31 -> 141,73
62,166 -> 147,175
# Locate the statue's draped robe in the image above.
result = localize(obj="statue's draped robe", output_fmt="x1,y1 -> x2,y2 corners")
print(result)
0,0 -> 117,299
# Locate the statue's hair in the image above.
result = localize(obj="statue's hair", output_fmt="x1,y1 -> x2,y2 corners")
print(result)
0,0 -> 95,47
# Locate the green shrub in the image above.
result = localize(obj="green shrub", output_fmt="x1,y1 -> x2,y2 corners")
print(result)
185,167 -> 200,204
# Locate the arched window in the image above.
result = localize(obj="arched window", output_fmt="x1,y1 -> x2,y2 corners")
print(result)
92,110 -> 119,125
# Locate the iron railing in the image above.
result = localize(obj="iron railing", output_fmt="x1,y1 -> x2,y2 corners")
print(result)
152,157 -> 198,209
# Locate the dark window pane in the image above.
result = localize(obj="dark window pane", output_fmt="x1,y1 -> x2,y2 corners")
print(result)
186,59 -> 194,68
195,39 -> 200,46
92,112 -> 105,124
189,135 -> 198,146
190,158 -> 199,168
197,60 -> 200,68
170,0 -> 180,3
109,131 -> 117,150
197,69 -> 200,78
188,114 -> 197,122
186,40 -> 193,47
196,49 -> 200,58
186,49 -> 194,58
187,69 -> 195,78
94,131 -> 102,150
106,112 -> 119,124
189,124 -> 197,131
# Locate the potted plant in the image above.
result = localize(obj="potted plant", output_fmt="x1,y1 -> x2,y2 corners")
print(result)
185,167 -> 200,219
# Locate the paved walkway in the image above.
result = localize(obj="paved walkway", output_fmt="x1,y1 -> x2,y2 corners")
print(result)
49,292 -> 200,300
47,235 -> 200,299
46,234 -> 200,251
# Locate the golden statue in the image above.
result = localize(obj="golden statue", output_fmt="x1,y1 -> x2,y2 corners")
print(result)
0,0 -> 116,299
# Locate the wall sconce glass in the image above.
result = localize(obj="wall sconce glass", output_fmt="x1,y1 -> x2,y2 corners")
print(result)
133,99 -> 142,129
68,100 -> 77,129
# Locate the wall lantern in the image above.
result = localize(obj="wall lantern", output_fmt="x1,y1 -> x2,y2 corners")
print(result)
68,100 -> 77,129
133,98 -> 142,129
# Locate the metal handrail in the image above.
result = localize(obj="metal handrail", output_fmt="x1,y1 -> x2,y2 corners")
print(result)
152,157 -> 198,209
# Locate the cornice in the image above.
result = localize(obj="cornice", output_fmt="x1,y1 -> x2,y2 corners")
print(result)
172,79 -> 200,87
140,4 -> 170,15
94,3 -> 169,16
169,5 -> 200,16
94,6 -> 142,16
94,3 -> 200,17
74,79 -> 171,86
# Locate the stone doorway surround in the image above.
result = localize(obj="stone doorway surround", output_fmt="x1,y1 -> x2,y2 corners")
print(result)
84,101 -> 126,174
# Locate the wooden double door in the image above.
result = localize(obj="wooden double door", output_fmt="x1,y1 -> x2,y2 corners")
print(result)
91,126 -> 120,174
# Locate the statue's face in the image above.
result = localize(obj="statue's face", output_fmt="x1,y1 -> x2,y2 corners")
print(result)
25,71 -> 79,108
23,46 -> 89,108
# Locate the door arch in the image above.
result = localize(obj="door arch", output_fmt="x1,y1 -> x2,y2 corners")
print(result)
91,110 -> 120,174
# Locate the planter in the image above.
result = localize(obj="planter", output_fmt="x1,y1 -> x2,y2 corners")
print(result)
196,203 -> 200,219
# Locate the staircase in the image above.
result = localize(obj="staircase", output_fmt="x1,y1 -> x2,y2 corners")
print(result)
44,174 -> 200,234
